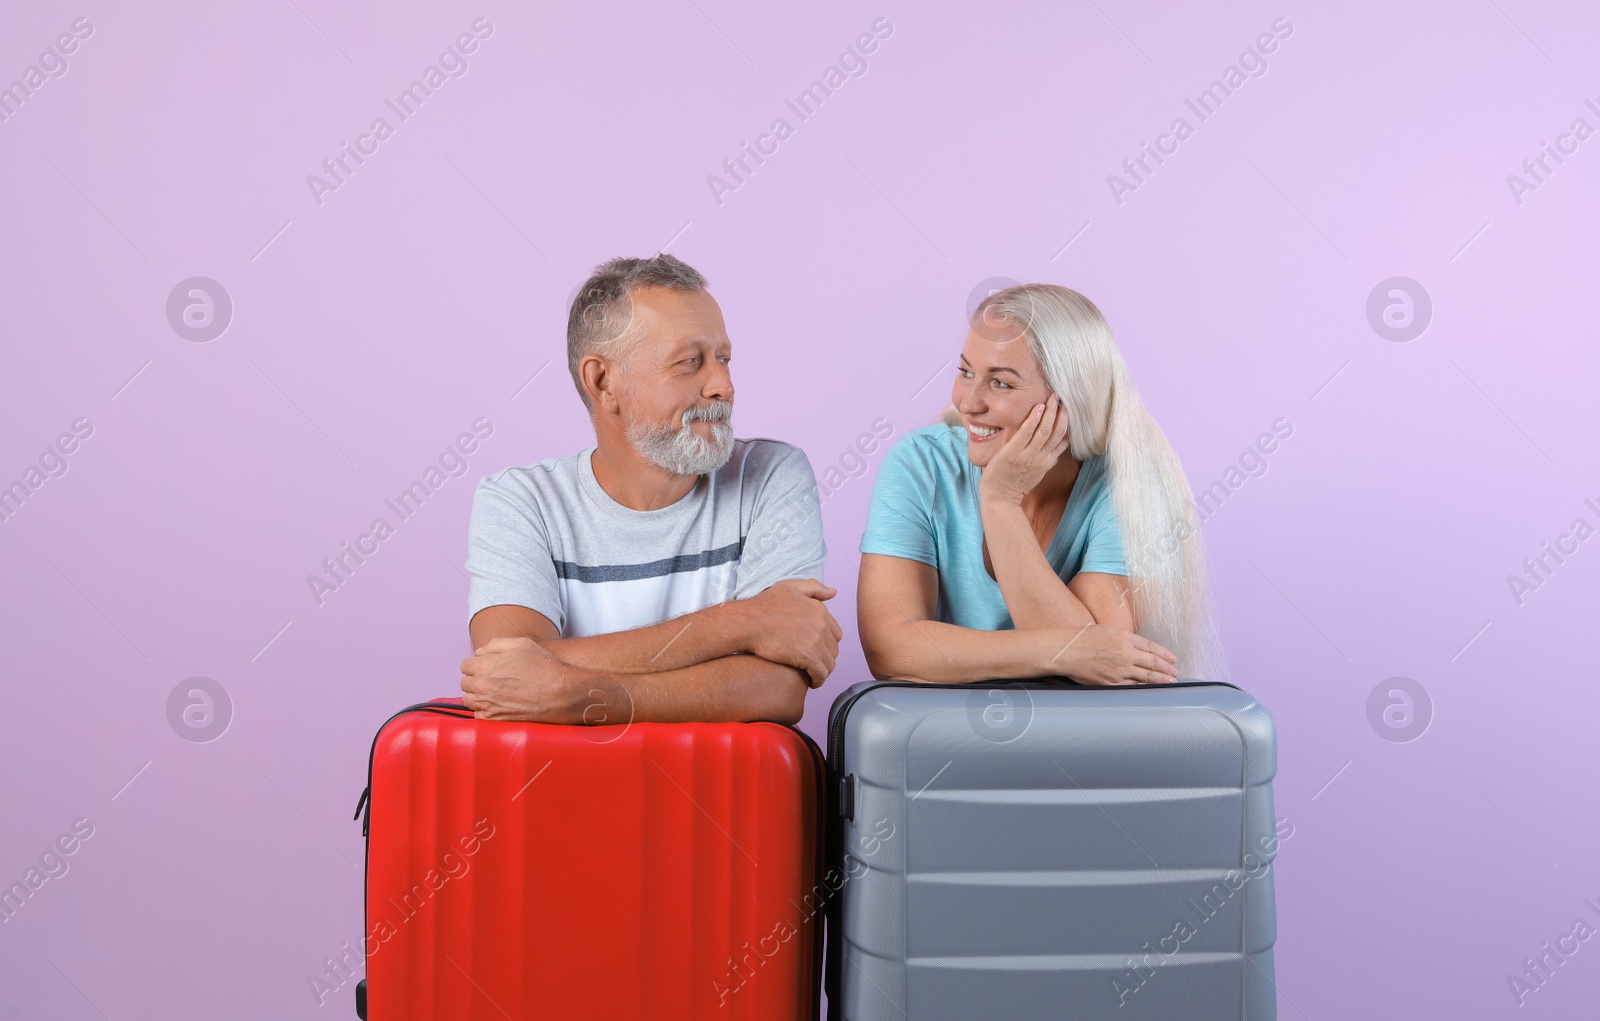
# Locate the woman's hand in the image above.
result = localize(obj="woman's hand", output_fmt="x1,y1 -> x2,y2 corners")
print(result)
1048,624 -> 1178,686
978,395 -> 1071,506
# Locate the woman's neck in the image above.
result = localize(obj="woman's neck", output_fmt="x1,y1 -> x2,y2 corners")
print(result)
1021,454 -> 1082,514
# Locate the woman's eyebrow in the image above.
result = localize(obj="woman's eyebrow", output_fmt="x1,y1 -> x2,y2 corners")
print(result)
959,354 -> 1022,377
988,365 -> 1022,377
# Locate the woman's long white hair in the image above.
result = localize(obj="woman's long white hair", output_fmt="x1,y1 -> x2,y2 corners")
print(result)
944,284 -> 1225,680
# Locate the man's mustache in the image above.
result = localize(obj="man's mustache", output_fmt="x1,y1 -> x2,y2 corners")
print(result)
681,402 -> 732,425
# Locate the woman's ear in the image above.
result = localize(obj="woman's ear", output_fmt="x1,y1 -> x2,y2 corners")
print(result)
1052,395 -> 1073,450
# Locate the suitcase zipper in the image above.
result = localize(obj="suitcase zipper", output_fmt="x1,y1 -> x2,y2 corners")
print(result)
355,700 -> 473,1018
779,721 -> 829,1021
357,702 -> 471,838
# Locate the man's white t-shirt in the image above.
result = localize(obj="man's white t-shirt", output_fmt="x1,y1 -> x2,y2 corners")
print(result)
466,438 -> 825,637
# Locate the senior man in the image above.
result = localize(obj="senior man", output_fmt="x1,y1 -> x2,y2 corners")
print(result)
460,254 -> 839,725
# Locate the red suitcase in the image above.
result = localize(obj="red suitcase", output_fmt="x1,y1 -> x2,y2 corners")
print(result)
353,698 -> 825,1020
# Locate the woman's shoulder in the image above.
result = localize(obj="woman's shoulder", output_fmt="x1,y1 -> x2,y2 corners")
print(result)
1079,452 -> 1111,486
1075,454 -> 1119,516
885,422 -> 969,469
868,423 -> 971,502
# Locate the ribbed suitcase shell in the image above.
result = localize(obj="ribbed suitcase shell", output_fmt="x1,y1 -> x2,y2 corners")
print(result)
825,680 -> 1279,1021
359,699 -> 824,1020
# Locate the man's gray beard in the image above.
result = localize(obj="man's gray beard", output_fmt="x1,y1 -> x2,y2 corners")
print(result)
624,401 -> 735,476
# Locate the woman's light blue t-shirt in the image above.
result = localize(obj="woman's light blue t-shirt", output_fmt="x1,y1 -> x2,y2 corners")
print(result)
859,424 -> 1127,630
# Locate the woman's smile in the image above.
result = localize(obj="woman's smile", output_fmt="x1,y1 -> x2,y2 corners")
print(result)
966,420 -> 1003,443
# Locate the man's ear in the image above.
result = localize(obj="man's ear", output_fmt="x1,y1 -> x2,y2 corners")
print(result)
579,353 -> 618,414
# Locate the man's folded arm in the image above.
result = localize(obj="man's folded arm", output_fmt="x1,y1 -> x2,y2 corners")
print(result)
589,653 -> 809,725
461,628 -> 812,725
469,601 -> 752,674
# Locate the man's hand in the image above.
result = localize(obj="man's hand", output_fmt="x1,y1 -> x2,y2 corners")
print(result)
461,636 -> 592,723
730,578 -> 843,687
1049,624 -> 1178,686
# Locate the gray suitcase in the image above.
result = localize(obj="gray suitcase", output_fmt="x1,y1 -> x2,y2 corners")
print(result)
824,679 -> 1279,1020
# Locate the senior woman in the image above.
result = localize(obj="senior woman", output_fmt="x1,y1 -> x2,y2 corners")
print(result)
857,284 -> 1221,686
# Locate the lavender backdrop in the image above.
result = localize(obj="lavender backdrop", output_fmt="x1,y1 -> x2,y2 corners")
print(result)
3,0 -> 1598,1017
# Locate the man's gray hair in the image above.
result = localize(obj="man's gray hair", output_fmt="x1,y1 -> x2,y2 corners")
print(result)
566,253 -> 707,410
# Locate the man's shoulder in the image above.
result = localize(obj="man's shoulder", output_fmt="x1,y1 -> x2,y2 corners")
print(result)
719,436 -> 813,482
479,450 -> 587,494
470,452 -> 589,534
727,435 -> 805,461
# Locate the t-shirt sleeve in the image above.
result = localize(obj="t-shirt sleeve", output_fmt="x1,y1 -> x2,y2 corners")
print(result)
465,474 -> 564,630
732,443 -> 828,600
1078,486 -> 1128,577
859,434 -> 938,567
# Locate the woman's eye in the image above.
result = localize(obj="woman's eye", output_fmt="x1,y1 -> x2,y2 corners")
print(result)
992,379 -> 1012,390
958,368 -> 972,379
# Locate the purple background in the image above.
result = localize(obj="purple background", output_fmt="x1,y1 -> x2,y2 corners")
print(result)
3,0 -> 1598,1017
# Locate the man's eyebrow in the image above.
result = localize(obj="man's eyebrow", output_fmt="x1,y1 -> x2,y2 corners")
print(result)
959,354 -> 1021,377
661,336 -> 729,359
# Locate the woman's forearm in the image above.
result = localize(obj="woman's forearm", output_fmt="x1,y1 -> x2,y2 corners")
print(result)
865,617 -> 1176,687
980,499 -> 1096,630
855,552 -> 1176,687
864,617 -> 1074,683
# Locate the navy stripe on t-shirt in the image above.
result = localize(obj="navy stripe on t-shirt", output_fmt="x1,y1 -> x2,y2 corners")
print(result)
552,538 -> 745,583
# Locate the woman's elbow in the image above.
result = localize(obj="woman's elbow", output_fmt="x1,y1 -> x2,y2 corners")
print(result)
862,631 -> 923,682
860,630 -> 896,681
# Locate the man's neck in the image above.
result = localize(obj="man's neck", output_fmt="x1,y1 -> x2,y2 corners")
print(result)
591,434 -> 698,511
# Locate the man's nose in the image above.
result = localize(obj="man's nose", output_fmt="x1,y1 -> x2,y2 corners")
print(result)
704,361 -> 733,404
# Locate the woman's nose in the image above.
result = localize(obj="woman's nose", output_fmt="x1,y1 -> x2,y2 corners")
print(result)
956,379 -> 982,413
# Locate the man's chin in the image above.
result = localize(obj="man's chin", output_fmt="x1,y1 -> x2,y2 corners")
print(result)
697,422 -> 734,448
699,433 -> 735,473
646,426 -> 735,476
